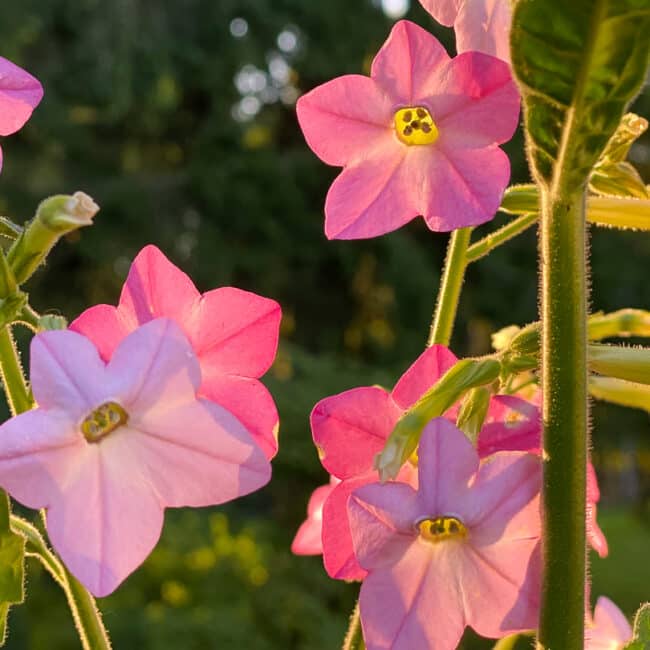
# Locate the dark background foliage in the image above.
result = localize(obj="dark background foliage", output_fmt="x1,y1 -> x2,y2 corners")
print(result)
0,1 -> 648,648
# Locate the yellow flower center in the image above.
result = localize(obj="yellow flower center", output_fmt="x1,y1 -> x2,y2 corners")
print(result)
81,401 -> 129,443
417,516 -> 467,543
394,106 -> 439,146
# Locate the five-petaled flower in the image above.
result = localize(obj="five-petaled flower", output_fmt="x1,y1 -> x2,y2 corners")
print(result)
297,19 -> 519,239
0,319 -> 271,596
349,418 -> 541,649
71,245 -> 282,460
0,56 -> 43,171
585,596 -> 633,649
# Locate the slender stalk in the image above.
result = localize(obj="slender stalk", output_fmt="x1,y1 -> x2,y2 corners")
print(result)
537,190 -> 588,649
466,213 -> 538,263
343,601 -> 364,650
0,327 -> 31,415
427,227 -> 472,347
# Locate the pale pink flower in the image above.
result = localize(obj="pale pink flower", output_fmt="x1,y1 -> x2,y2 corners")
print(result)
71,245 -> 281,459
0,56 -> 43,170
585,597 -> 633,649
349,418 -> 541,649
420,0 -> 512,62
311,344 -> 538,580
291,476 -> 340,555
0,319 -> 271,596
296,20 -> 519,239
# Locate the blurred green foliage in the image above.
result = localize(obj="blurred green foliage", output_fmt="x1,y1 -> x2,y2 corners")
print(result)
0,1 -> 648,648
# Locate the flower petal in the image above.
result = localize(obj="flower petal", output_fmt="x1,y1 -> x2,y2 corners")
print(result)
194,287 -> 281,378
588,596 -> 632,649
130,398 -> 271,507
391,345 -> 458,410
418,0 -> 462,26
431,52 -> 519,148
201,374 -> 278,460
455,0 -> 512,62
296,75 -> 394,166
0,56 -> 43,136
371,20 -> 450,104
311,386 -> 402,479
70,304 -> 132,362
291,480 -> 337,556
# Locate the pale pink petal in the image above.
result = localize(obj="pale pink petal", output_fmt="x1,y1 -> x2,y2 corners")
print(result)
359,542 -> 465,650
349,481 -> 419,570
129,399 -> 271,507
586,596 -> 632,649
0,56 -> 43,136
45,437 -> 164,597
371,20 -> 450,104
587,502 -> 609,559
291,481 -> 337,556
311,386 -> 402,479
323,145 -> 414,240
118,245 -> 199,327
391,345 -> 458,410
296,75 -> 394,166
105,319 -> 201,416
70,304 -> 132,362
30,330 -> 108,416
455,0 -> 512,62
416,145 -> 511,231
431,52 -> 519,148
193,287 -> 281,379
416,419 -> 479,512
418,0 -> 462,26
201,375 -> 278,460
0,409 -> 85,509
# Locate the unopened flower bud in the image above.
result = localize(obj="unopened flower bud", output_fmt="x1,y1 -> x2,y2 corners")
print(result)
589,343 -> 650,385
589,376 -> 650,414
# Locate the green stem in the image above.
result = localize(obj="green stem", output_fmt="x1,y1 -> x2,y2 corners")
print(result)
537,190 -> 588,649
0,327 -> 31,416
342,601 -> 364,650
427,227 -> 472,347
466,213 -> 538,263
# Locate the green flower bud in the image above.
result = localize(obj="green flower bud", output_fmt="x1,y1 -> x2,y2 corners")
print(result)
589,344 -> 650,385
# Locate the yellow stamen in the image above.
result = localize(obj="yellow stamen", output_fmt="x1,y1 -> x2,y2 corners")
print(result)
81,401 -> 129,443
417,516 -> 467,543
394,106 -> 439,146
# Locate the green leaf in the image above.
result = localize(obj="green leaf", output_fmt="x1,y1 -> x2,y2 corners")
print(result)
0,494 -> 25,647
493,633 -> 535,649
511,0 -> 650,187
626,603 -> 650,649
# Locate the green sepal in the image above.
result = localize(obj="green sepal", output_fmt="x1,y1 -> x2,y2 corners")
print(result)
598,113 -> 648,164
456,387 -> 492,443
589,162 -> 649,199
0,219 -> 22,242
624,602 -> 650,649
0,293 -> 28,330
38,314 -> 68,331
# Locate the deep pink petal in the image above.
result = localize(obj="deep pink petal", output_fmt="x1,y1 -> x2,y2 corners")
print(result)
431,53 -> 519,148
70,304 -> 132,362
418,0 -> 462,26
371,20 -> 451,104
291,480 -> 338,556
194,287 -> 281,378
0,56 -> 43,136
359,542 -> 465,650
416,419 -> 479,512
586,596 -> 632,649
455,0 -> 512,62
105,319 -> 201,416
118,245 -> 199,328
311,386 -> 402,479
45,438 -> 164,597
129,399 -> 271,507
296,75 -> 394,166
323,145 -> 415,240
0,409 -> 85,509
391,345 -> 458,410
30,330 -> 108,416
201,375 -> 278,460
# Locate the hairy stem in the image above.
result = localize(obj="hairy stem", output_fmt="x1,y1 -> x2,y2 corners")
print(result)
0,327 -> 31,416
343,600 -> 365,650
466,213 -> 537,263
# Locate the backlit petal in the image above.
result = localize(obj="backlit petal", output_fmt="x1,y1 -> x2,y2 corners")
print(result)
0,56 -> 43,136
455,0 -> 512,62
70,304 -> 132,362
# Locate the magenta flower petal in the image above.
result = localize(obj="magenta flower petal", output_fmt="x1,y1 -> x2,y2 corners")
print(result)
70,304 -> 131,362
311,386 -> 402,479
296,75 -> 394,167
586,596 -> 632,649
0,56 -> 43,136
291,478 -> 339,556
371,20 -> 450,104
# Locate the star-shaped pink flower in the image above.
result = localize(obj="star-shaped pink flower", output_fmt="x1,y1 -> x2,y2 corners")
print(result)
349,418 -> 541,649
70,245 -> 281,460
420,0 -> 512,62
585,597 -> 633,649
0,319 -> 271,596
297,20 -> 519,239
0,56 -> 43,171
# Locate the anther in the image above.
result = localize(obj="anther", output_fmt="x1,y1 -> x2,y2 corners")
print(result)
81,401 -> 129,443
394,106 -> 439,146
416,516 -> 467,543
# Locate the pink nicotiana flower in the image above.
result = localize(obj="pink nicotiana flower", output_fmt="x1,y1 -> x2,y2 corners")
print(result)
349,418 -> 541,649
420,0 -> 512,62
311,344 -> 540,581
0,56 -> 43,171
291,476 -> 340,556
585,597 -> 633,649
0,319 -> 271,597
71,245 -> 281,460
296,20 -> 520,240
